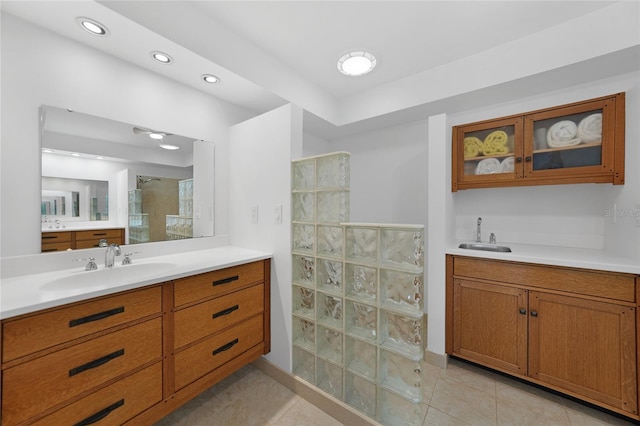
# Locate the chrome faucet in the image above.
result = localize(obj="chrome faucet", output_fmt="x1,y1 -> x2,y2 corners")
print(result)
105,244 -> 121,268
489,232 -> 496,244
476,217 -> 482,242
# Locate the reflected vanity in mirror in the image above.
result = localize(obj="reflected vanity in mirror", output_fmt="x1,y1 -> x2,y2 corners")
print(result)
40,105 -> 215,252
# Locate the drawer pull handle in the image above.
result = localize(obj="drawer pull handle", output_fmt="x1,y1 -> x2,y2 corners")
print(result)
213,275 -> 239,286
74,399 -> 124,426
530,310 -> 538,317
519,308 -> 527,315
93,233 -> 108,236
69,306 -> 125,327
42,235 -> 58,239
69,349 -> 125,377
213,305 -> 239,319
212,338 -> 239,356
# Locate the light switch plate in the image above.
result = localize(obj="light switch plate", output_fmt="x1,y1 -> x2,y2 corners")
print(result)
274,205 -> 282,224
251,205 -> 258,224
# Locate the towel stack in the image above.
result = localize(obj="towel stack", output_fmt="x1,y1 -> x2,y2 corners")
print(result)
546,113 -> 602,148
482,130 -> 510,155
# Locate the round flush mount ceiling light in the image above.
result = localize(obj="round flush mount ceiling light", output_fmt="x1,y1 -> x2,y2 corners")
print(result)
149,132 -> 164,140
151,51 -> 173,64
159,144 -> 180,150
76,17 -> 109,36
202,74 -> 220,84
337,51 -> 377,76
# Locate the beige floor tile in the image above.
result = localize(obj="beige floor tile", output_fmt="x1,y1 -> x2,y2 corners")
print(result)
422,361 -> 442,404
439,359 -> 497,396
497,397 -> 571,426
274,398 -> 344,426
495,378 -> 568,420
423,406 -> 471,426
429,376 -> 497,426
560,398 -> 637,426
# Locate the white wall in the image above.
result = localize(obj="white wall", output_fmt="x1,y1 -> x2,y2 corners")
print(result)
1,13 -> 253,256
229,103 -> 304,373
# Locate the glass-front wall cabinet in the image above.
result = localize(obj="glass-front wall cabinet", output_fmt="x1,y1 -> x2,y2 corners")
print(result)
452,93 -> 625,191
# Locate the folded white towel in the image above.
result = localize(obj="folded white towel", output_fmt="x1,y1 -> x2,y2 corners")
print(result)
577,113 -> 602,143
499,156 -> 515,173
475,158 -> 501,175
547,120 -> 580,147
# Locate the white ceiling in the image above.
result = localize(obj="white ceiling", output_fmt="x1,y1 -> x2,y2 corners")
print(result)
2,1 -> 638,139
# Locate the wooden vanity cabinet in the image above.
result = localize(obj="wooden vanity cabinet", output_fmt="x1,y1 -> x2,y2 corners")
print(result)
452,93 -> 625,191
446,255 -> 638,420
41,227 -> 125,252
0,258 -> 271,426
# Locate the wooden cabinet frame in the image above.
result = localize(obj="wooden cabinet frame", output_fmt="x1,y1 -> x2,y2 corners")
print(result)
446,255 -> 639,420
452,93 -> 625,191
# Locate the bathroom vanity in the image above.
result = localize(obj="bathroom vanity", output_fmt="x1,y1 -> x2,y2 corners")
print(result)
446,252 -> 639,420
0,248 -> 271,425
41,228 -> 125,252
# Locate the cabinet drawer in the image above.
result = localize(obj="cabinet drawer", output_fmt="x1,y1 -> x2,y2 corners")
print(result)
41,231 -> 72,243
174,261 -> 265,307
1,318 -> 161,426
75,228 -> 123,241
30,362 -> 162,426
41,242 -> 73,252
453,257 -> 636,302
175,284 -> 264,349
174,314 -> 264,390
3,286 -> 161,362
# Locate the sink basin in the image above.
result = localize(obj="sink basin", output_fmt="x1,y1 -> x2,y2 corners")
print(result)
43,262 -> 177,289
458,243 -> 512,253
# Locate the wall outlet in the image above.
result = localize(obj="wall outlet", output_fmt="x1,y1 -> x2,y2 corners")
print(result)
274,205 -> 282,224
250,205 -> 258,224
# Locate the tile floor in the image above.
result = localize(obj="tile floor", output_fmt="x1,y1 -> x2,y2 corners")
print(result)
154,358 -> 637,426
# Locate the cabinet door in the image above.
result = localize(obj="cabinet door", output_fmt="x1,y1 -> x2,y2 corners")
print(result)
524,96 -> 620,183
529,291 -> 637,415
452,117 -> 523,191
453,279 -> 528,375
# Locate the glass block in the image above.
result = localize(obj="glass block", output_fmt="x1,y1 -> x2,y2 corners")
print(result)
292,254 -> 315,287
292,223 -> 315,254
292,191 -> 315,223
292,158 -> 315,190
316,358 -> 343,400
380,310 -> 423,357
316,258 -> 343,295
292,346 -> 315,385
345,226 -> 378,264
345,263 -> 377,303
316,190 -> 349,223
345,335 -> 376,380
345,372 -> 377,418
317,225 -> 343,258
317,325 -> 343,364
377,388 -> 426,426
379,348 -> 422,402
380,227 -> 424,269
292,285 -> 315,319
345,301 -> 377,341
317,292 -> 343,329
380,269 -> 423,314
316,152 -> 350,189
292,315 -> 315,351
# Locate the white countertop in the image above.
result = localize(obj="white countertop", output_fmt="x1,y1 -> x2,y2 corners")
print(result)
0,246 -> 272,320
447,241 -> 640,275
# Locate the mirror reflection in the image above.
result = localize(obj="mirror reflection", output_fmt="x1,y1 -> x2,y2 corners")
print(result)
40,105 -> 214,252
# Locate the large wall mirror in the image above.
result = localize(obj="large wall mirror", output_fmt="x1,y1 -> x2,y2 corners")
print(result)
40,105 -> 215,251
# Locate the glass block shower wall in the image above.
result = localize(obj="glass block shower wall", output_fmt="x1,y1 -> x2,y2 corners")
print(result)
291,152 -> 426,425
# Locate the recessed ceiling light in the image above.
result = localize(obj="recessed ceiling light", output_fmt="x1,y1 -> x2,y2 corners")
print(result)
71,153 -> 81,157
159,144 -> 180,150
76,17 -> 109,36
202,74 -> 220,84
96,156 -> 104,160
149,132 -> 164,140
42,148 -> 54,153
337,51 -> 377,76
151,51 -> 173,64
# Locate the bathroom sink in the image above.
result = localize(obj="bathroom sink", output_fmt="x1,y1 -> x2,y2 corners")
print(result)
43,262 -> 178,289
458,243 -> 512,253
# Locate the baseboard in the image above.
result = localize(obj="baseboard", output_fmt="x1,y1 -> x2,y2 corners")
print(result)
425,349 -> 448,369
252,357 -> 382,426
